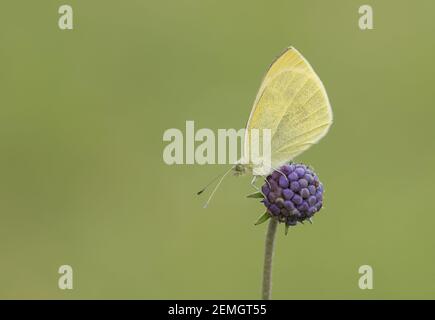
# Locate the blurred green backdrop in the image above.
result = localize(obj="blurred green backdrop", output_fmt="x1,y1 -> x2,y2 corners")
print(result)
1,0 -> 435,299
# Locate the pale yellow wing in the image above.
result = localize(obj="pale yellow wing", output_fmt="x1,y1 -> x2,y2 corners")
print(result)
244,47 -> 333,174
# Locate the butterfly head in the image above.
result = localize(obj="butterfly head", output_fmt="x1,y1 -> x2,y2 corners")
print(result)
233,163 -> 251,176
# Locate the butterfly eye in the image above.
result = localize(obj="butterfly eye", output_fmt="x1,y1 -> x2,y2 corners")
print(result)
235,164 -> 244,172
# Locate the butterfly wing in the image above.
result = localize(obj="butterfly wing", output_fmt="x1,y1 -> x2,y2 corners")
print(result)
244,47 -> 333,175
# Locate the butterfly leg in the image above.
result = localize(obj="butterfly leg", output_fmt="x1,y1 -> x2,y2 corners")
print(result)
272,167 -> 288,182
263,177 -> 271,189
250,175 -> 259,191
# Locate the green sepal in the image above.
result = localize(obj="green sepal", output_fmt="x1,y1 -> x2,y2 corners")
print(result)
285,224 -> 290,236
254,211 -> 270,225
246,191 -> 264,199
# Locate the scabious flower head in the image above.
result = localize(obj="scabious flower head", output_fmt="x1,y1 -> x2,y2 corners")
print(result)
261,163 -> 324,227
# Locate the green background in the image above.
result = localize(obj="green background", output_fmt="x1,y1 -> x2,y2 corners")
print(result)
1,0 -> 434,299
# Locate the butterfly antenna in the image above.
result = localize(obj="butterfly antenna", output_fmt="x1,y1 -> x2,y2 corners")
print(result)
196,168 -> 231,195
202,166 -> 234,208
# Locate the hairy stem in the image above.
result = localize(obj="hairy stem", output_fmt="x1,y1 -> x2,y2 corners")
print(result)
262,217 -> 278,300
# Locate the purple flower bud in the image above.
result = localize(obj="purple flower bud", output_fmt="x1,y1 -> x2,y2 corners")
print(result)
291,209 -> 301,218
288,172 -> 298,181
284,200 -> 295,210
297,201 -> 309,212
316,192 -> 323,202
295,167 -> 305,178
292,194 -> 303,205
282,188 -> 294,200
280,208 -> 290,216
309,206 -> 317,215
290,181 -> 300,192
308,195 -> 317,206
269,179 -> 278,191
281,165 -> 292,175
299,178 -> 308,188
271,171 -> 280,180
300,188 -> 310,199
308,185 -> 316,195
269,204 -> 280,215
261,184 -> 270,195
268,192 -> 277,202
278,175 -> 289,188
275,197 -> 284,208
304,174 -> 313,184
260,162 -> 325,228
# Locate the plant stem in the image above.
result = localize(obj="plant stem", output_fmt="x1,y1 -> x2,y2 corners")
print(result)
262,217 -> 278,300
